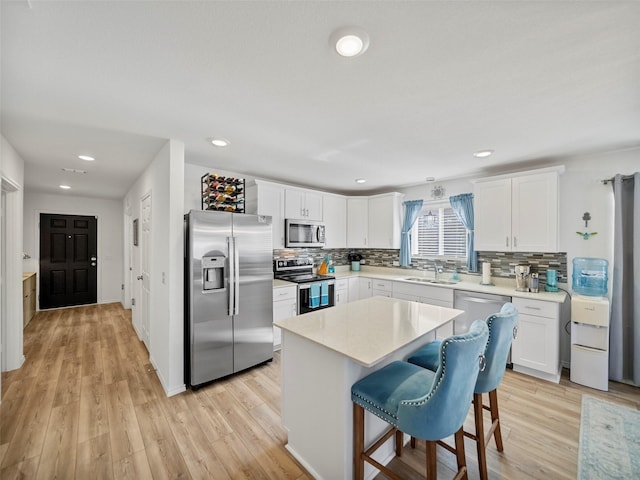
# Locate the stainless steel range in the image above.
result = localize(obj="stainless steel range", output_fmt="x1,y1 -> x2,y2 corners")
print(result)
274,257 -> 335,314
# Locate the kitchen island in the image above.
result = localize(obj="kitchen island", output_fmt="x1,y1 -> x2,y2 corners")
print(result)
275,296 -> 463,480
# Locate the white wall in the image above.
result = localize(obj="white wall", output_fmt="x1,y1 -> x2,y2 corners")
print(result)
1,135 -> 25,373
126,139 -> 185,396
23,192 -> 124,304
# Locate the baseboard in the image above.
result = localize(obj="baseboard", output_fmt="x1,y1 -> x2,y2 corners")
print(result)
149,354 -> 186,397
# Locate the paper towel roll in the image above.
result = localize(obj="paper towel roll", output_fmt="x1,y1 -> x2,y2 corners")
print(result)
482,262 -> 491,284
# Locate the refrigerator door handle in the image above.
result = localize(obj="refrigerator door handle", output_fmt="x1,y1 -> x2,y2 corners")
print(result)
228,236 -> 235,316
233,236 -> 240,315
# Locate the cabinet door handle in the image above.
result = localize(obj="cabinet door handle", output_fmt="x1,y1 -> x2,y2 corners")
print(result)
506,236 -> 509,247
524,305 -> 542,310
513,237 -> 517,248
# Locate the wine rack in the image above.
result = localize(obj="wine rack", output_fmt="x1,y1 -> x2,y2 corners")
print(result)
201,173 -> 245,213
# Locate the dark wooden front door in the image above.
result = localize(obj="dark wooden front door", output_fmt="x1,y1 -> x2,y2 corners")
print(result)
39,214 -> 97,309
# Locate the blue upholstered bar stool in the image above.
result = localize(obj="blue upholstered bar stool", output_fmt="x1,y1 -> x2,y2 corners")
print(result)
351,319 -> 489,480
408,303 -> 518,480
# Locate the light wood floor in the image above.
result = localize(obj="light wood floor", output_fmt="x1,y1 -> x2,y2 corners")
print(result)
1,303 -> 638,479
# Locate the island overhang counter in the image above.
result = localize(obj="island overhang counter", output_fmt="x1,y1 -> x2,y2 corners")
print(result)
275,296 -> 463,480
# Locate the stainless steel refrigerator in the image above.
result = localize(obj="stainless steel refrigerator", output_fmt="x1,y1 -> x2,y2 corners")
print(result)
185,209 -> 273,389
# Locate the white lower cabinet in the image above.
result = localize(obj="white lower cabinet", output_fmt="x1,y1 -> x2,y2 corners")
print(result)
335,279 -> 349,305
392,281 -> 454,339
273,286 -> 297,350
511,297 -> 561,383
372,279 -> 393,298
346,277 -> 359,302
358,277 -> 373,299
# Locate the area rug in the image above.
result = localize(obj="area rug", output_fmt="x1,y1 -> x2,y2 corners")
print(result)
578,394 -> 640,479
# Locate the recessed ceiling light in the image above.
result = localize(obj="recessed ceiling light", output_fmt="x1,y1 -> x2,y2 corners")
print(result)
473,150 -> 494,158
330,27 -> 370,57
355,178 -> 367,184
59,184 -> 71,190
78,155 -> 95,161
209,138 -> 230,147
62,168 -> 87,174
425,177 -> 436,182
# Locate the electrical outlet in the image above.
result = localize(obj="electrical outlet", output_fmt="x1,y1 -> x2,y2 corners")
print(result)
392,261 -> 399,266
360,259 -> 365,264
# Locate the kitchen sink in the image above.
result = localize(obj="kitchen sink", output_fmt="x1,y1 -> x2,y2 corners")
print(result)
403,277 -> 458,285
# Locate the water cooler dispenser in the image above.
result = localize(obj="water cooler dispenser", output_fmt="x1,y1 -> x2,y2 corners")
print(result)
570,257 -> 610,391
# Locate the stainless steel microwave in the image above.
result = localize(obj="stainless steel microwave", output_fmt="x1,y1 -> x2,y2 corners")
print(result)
285,219 -> 326,248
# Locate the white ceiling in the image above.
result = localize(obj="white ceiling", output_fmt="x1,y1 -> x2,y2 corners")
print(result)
2,1 -> 639,199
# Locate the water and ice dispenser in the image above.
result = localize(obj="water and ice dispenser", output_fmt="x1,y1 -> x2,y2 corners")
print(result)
202,252 -> 226,291
570,257 -> 610,391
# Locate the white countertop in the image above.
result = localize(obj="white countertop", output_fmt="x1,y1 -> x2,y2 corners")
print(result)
274,265 -> 567,303
274,296 -> 463,367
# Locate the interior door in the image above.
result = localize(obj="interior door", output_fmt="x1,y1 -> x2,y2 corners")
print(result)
39,213 -> 97,309
140,193 -> 151,349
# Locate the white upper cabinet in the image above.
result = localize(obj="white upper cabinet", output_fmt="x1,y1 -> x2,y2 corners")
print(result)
474,168 -> 562,252
254,180 -> 286,249
368,192 -> 404,249
347,193 -> 404,249
474,178 -> 512,251
285,188 -> 323,221
323,194 -> 347,248
347,197 -> 369,248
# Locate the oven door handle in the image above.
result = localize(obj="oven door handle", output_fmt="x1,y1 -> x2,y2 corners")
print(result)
298,280 -> 335,290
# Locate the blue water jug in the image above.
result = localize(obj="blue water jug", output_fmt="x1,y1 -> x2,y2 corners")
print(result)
572,257 -> 608,296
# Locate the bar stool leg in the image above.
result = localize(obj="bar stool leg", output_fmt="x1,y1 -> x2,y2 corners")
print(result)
354,403 -> 365,480
473,393 -> 489,480
454,427 -> 468,480
425,440 -> 437,480
489,389 -> 504,452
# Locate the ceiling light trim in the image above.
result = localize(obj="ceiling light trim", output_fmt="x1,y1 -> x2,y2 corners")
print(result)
330,26 -> 370,57
473,149 -> 494,158
209,138 -> 230,147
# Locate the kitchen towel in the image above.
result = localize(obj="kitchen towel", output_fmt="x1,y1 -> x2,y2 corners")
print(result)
320,281 -> 329,306
309,283 -> 320,309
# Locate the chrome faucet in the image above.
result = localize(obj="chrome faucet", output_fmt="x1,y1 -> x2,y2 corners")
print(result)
433,262 -> 444,280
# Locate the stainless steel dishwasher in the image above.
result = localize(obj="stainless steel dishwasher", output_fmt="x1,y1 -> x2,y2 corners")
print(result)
453,290 -> 512,335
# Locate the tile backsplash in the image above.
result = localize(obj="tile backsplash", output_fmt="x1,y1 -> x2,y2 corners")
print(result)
273,248 -> 568,284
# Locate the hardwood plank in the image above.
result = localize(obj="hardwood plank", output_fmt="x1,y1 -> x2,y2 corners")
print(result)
53,352 -> 83,407
211,389 -> 305,479
76,432 -> 113,480
36,400 -> 80,480
134,398 -> 191,479
112,450 -> 154,480
78,373 -> 109,443
0,455 -> 40,480
185,451 -> 233,480
1,380 -> 57,469
105,379 -> 145,462
210,432 -> 270,480
81,340 -> 104,378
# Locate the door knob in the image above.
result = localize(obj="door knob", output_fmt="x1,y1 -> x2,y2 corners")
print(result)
137,275 -> 144,280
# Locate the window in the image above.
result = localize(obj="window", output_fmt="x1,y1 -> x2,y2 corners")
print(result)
412,202 -> 467,259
